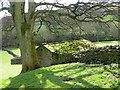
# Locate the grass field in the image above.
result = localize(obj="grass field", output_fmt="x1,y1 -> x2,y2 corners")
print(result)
0,48 -> 21,80
94,41 -> 119,47
0,41 -> 119,88
1,63 -> 119,88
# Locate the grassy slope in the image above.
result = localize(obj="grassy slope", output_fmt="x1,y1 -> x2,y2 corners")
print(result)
0,41 -> 119,88
1,63 -> 119,88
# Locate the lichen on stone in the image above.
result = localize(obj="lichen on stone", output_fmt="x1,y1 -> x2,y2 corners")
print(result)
44,39 -> 97,53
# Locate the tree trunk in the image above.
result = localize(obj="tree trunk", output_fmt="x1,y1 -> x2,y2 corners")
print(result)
14,2 -> 42,73
20,29 -> 42,73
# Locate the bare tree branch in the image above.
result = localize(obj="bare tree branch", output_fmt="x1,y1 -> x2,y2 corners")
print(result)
2,48 -> 18,57
2,26 -> 15,31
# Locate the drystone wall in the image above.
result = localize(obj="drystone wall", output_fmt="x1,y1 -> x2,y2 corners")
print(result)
11,39 -> 97,66
11,40 -> 119,66
73,45 -> 120,64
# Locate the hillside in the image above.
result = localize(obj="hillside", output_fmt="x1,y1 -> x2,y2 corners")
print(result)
1,63 -> 119,88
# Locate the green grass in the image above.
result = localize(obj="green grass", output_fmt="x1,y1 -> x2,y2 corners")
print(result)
0,41 -> 119,88
0,48 -> 22,80
1,63 -> 119,88
94,41 -> 119,47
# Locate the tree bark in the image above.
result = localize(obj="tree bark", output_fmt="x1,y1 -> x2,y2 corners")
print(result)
14,2 -> 42,73
20,29 -> 42,73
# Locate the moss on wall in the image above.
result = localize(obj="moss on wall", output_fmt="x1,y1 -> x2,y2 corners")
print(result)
44,39 -> 97,53
11,39 -> 119,66
76,45 -> 120,64
36,39 -> 98,65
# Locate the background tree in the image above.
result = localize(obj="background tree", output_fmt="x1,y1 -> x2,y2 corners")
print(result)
0,0 -> 119,73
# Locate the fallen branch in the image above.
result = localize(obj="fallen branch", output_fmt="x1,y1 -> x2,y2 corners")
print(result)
2,48 -> 21,64
2,48 -> 18,57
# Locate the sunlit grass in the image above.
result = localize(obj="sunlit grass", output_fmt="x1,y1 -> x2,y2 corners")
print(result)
0,41 -> 119,80
0,49 -> 22,80
94,41 -> 119,47
0,41 -> 119,88
1,63 -> 119,88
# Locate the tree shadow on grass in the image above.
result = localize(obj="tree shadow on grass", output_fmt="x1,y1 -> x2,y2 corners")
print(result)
2,63 -> 108,89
